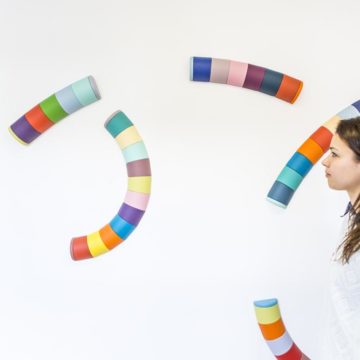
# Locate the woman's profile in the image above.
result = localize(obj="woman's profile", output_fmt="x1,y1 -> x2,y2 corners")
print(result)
321,118 -> 360,359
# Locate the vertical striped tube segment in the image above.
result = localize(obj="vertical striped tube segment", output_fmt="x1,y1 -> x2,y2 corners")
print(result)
70,111 -> 151,261
190,57 -> 303,104
8,76 -> 101,145
254,299 -> 310,360
267,100 -> 360,208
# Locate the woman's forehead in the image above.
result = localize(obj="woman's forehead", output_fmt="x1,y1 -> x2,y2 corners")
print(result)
330,133 -> 346,149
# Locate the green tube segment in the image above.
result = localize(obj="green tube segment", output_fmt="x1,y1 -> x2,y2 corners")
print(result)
276,166 -> 304,191
40,94 -> 68,123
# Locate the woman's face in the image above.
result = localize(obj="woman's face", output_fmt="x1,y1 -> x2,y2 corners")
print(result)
321,133 -> 360,192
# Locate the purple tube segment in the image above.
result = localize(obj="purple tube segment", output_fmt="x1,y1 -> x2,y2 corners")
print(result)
10,115 -> 41,144
118,203 -> 145,226
243,64 -> 266,91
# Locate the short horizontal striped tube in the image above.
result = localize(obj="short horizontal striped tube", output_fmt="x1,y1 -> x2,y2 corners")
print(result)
267,100 -> 360,208
70,111 -> 151,261
190,57 -> 303,104
8,76 -> 101,145
254,299 -> 310,360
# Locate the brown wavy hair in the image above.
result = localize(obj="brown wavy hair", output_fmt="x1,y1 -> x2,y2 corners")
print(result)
335,117 -> 360,263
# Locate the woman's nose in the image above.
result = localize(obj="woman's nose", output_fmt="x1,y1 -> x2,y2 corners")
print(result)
321,154 -> 330,167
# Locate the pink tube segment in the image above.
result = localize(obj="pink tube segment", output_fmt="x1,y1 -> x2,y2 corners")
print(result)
124,191 -> 150,211
227,61 -> 248,87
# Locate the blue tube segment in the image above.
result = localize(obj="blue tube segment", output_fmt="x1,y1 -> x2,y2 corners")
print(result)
286,152 -> 313,177
352,99 -> 360,113
254,299 -> 278,308
109,214 -> 136,240
55,85 -> 83,114
191,57 -> 212,82
259,69 -> 284,96
337,105 -> 360,119
267,181 -> 294,207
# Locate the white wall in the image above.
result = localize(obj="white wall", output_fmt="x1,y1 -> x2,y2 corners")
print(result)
0,0 -> 357,358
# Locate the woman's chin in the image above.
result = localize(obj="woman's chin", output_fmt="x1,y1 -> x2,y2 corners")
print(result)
327,181 -> 344,191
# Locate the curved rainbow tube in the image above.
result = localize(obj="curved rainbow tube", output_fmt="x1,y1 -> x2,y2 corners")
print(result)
71,111 -> 151,261
9,76 -> 100,145
267,100 -> 360,208
190,57 -> 303,104
254,299 -> 310,360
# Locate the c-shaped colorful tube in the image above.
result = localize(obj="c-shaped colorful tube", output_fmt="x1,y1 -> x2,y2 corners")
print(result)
8,76 -> 100,145
267,100 -> 360,208
254,299 -> 310,360
70,111 -> 151,260
190,57 -> 303,104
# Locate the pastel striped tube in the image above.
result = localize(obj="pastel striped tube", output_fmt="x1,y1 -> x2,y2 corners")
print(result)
254,299 -> 310,360
267,100 -> 360,208
70,111 -> 151,261
190,57 -> 303,104
8,76 -> 100,145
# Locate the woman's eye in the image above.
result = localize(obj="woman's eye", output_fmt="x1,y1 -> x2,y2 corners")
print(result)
331,152 -> 338,157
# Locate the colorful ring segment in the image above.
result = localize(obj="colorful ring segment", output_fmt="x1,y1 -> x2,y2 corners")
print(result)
8,76 -> 101,145
267,100 -> 360,208
70,111 -> 151,261
190,57 -> 303,104
254,299 -> 310,360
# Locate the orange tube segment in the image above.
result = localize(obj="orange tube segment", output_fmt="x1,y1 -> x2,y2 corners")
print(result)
297,138 -> 324,164
99,224 -> 124,250
259,318 -> 286,340
275,75 -> 303,103
25,104 -> 55,133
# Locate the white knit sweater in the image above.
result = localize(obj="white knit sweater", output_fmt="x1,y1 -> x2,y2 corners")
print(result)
322,210 -> 360,359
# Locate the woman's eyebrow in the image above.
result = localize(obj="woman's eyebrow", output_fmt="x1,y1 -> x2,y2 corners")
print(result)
329,146 -> 338,151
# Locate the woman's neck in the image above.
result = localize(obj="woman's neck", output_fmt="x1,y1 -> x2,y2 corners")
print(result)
348,189 -> 360,212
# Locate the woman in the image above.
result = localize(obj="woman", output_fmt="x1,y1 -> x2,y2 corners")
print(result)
321,118 -> 360,359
